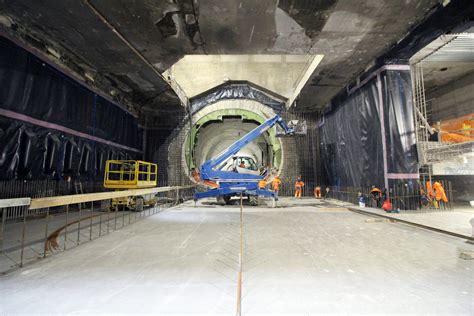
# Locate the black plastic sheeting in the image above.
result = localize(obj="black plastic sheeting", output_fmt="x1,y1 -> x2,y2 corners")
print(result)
0,117 -> 136,180
382,71 -> 417,175
190,82 -> 285,114
319,69 -> 417,188
0,36 -> 142,180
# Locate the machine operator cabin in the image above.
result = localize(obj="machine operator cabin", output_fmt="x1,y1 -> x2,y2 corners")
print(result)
0,1 -> 473,314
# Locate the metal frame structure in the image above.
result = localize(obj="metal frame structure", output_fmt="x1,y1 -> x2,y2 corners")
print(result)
104,160 -> 157,189
411,55 -> 473,167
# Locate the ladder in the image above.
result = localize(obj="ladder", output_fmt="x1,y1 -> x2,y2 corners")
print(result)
74,181 -> 86,208
74,181 -> 83,195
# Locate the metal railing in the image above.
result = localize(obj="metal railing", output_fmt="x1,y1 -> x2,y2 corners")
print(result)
0,180 -> 106,220
329,181 -> 453,211
0,185 -> 195,274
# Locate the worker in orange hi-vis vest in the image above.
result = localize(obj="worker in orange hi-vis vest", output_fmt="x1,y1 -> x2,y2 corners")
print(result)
314,186 -> 321,198
433,181 -> 448,203
294,176 -> 304,198
272,175 -> 282,201
425,181 -> 435,199
258,178 -> 267,189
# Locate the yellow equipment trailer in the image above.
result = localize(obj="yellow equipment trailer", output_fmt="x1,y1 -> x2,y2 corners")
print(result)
104,160 -> 157,211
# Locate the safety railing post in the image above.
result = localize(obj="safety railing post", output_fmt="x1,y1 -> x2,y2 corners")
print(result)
64,205 -> 69,250
77,203 -> 82,245
89,201 -> 94,240
20,205 -> 27,267
99,206 -> 102,237
43,207 -> 50,258
107,204 -> 111,234
122,204 -> 125,227
114,206 -> 118,230
0,205 -> 5,251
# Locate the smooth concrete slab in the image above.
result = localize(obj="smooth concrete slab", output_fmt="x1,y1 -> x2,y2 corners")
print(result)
1,198 -> 473,315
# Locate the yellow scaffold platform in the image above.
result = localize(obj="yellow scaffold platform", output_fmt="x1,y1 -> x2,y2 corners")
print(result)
103,160 -> 157,189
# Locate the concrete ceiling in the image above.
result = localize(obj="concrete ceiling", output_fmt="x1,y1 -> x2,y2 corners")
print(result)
163,54 -> 321,100
0,0 -> 440,114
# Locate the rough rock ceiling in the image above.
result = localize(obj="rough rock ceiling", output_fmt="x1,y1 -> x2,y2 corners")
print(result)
0,0 -> 440,114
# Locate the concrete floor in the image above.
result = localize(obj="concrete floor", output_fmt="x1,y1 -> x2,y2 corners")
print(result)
1,197 -> 473,315
331,200 -> 474,238
0,208 -> 134,272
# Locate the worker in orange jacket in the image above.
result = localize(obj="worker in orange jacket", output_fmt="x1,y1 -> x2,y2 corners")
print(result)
258,178 -> 267,189
370,186 -> 382,208
294,176 -> 304,198
314,186 -> 321,199
272,175 -> 282,201
433,181 -> 448,206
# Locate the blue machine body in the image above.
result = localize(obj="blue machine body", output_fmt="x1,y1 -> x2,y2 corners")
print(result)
194,115 -> 294,201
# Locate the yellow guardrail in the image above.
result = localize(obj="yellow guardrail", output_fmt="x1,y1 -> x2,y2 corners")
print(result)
29,185 -> 196,210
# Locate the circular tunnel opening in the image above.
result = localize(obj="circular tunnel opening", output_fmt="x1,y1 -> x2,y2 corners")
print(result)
185,109 -> 282,179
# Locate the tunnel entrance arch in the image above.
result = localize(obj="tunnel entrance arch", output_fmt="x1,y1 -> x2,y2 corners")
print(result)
172,81 -> 289,185
184,108 -> 283,178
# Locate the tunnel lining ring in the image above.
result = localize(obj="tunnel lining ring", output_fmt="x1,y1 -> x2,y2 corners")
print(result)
184,108 -> 282,172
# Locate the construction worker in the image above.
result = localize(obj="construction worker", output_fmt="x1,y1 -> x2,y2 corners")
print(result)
294,176 -> 304,198
420,188 -> 431,208
258,178 -> 267,189
370,186 -> 382,208
324,186 -> 331,199
425,181 -> 435,199
314,186 -> 321,199
433,180 -> 448,208
272,175 -> 282,201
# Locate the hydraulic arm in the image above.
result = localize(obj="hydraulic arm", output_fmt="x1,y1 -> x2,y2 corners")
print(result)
194,114 -> 297,202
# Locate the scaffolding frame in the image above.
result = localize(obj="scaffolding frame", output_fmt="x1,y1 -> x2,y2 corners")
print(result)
411,63 -> 473,167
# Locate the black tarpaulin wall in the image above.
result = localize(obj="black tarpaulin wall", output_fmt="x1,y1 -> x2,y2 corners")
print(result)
0,36 -> 142,180
190,82 -> 285,114
381,70 -> 418,176
320,68 -> 418,189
